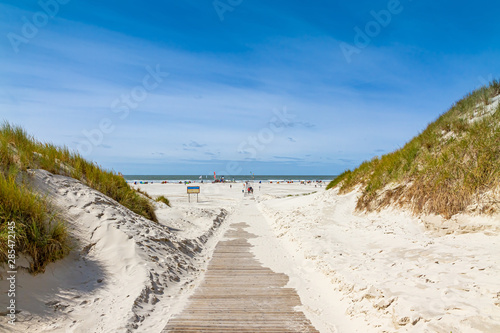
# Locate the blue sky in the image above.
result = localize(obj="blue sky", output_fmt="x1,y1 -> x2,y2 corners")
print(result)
1,0 -> 499,175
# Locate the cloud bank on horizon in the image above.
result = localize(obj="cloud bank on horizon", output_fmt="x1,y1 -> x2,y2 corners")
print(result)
1,0 -> 499,175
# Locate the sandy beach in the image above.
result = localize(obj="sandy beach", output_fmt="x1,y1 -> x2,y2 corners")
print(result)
1,173 -> 499,332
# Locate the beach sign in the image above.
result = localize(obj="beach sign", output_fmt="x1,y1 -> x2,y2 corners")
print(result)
187,186 -> 200,202
187,186 -> 200,194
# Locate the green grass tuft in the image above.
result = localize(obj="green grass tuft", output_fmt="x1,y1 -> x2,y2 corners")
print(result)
0,174 -> 69,273
156,195 -> 171,207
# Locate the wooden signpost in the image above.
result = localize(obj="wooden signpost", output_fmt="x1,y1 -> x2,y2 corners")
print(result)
187,186 -> 200,202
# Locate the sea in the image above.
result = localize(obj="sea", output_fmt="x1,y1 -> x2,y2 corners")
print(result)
124,175 -> 336,183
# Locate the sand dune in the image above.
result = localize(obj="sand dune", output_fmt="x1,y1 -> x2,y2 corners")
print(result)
0,170 -> 229,332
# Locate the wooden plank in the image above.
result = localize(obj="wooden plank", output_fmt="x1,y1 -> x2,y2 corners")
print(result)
163,222 -> 319,332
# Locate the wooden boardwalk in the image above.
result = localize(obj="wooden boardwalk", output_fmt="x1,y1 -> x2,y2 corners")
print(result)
163,222 -> 319,332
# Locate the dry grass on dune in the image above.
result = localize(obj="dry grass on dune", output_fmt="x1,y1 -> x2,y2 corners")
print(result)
0,174 -> 68,273
156,195 -> 171,207
328,81 -> 500,218
0,123 -> 158,273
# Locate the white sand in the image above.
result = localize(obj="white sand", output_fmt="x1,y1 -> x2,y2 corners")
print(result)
1,176 -> 499,332
257,185 -> 500,332
0,171 -> 233,332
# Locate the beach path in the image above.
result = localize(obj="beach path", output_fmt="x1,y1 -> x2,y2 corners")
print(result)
163,199 -> 319,332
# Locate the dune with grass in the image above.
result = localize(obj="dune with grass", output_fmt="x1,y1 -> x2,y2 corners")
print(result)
327,81 -> 500,221
253,82 -> 500,332
0,124 -> 230,332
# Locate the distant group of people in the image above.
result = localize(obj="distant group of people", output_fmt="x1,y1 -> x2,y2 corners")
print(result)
133,181 -> 168,184
131,179 -> 325,188
239,182 -> 254,194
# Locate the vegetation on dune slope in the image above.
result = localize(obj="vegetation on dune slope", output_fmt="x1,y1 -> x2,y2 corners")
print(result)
0,175 -> 68,273
0,123 -> 158,273
156,195 -> 171,207
327,81 -> 500,218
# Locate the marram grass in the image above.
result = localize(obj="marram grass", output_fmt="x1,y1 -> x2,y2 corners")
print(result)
0,174 -> 68,273
156,195 -> 171,207
0,122 -> 158,273
328,80 -> 500,218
